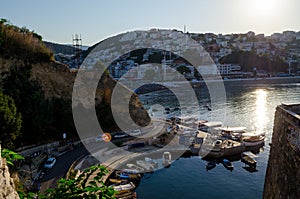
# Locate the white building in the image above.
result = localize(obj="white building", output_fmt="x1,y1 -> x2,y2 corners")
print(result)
217,64 -> 241,75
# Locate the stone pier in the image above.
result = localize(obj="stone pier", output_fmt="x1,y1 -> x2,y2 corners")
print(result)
264,103 -> 300,199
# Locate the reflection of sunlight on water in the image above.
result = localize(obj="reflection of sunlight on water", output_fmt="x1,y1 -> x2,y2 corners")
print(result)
255,89 -> 267,131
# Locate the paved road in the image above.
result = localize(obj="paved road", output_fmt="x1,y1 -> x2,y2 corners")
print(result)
40,146 -> 88,192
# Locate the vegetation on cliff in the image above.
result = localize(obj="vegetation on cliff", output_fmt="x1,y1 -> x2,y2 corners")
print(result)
1,64 -> 77,147
0,91 -> 22,148
0,19 -> 53,62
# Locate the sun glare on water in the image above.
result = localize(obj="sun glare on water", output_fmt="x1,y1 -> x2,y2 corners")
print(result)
255,89 -> 267,132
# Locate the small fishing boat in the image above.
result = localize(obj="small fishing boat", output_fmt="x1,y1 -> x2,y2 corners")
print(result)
109,178 -> 122,184
145,157 -> 158,168
136,160 -> 153,171
162,152 -> 172,167
115,191 -> 137,199
126,163 -> 144,172
122,169 -> 140,174
116,171 -> 140,179
241,132 -> 265,147
222,159 -> 234,171
241,151 -> 257,167
206,160 -> 217,171
111,182 -> 136,192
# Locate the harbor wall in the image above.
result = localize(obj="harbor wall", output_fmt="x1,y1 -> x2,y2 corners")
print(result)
263,103 -> 300,199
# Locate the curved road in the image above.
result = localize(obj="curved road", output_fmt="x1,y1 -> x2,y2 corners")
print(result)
40,146 -> 88,192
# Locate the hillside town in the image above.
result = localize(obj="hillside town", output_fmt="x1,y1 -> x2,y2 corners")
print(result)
53,29 -> 300,80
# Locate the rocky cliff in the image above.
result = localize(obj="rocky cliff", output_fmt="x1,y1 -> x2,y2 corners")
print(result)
0,158 -> 19,199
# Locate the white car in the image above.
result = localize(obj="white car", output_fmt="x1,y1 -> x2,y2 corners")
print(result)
44,157 -> 56,169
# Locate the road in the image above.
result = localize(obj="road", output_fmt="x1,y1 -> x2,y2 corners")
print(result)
39,146 -> 88,192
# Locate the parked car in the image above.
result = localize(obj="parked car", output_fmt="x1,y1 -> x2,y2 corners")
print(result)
128,129 -> 142,136
44,157 -> 56,170
113,133 -> 128,139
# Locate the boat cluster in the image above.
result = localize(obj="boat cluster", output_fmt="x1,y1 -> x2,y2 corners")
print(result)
165,116 -> 265,171
205,151 -> 259,172
108,153 -> 172,199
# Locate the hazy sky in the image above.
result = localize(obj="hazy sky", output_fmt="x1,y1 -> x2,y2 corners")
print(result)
1,0 -> 300,46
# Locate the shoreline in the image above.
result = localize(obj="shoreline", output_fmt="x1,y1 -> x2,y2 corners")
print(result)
136,76 -> 300,94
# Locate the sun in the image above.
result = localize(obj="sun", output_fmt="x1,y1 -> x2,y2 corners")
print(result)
252,0 -> 277,16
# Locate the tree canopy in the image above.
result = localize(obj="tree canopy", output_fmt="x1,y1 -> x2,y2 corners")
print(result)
0,91 -> 22,148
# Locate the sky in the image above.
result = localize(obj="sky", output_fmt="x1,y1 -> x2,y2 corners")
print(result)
1,0 -> 300,46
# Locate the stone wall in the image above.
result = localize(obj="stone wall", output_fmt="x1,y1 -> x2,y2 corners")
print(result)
0,157 -> 19,199
263,103 -> 300,199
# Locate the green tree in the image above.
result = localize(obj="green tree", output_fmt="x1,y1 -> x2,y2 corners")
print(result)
0,91 -> 22,148
144,69 -> 156,80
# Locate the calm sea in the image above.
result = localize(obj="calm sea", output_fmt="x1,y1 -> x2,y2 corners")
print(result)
136,82 -> 300,199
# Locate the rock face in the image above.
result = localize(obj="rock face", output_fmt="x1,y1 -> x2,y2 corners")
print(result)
263,104 -> 300,199
0,159 -> 19,199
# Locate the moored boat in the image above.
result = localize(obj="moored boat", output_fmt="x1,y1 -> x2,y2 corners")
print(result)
241,132 -> 265,147
241,151 -> 257,167
115,191 -> 137,199
109,178 -> 122,184
116,171 -> 140,180
206,160 -> 217,171
222,159 -> 234,171
126,163 -> 144,173
145,157 -> 158,168
111,182 -> 136,192
136,160 -> 153,171
122,169 -> 140,174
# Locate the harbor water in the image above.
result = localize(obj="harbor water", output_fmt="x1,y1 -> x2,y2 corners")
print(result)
136,81 -> 300,199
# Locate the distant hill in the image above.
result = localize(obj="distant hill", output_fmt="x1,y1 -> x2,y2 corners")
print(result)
44,41 -> 90,55
44,41 -> 76,55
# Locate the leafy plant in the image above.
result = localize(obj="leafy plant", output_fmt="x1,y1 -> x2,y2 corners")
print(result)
42,165 -> 116,199
1,148 -> 24,166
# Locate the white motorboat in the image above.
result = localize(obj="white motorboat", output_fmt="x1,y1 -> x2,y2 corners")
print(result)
241,132 -> 265,147
111,182 -> 136,191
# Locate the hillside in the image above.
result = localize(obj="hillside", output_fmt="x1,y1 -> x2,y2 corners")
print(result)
44,41 -> 76,55
0,20 -> 150,148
